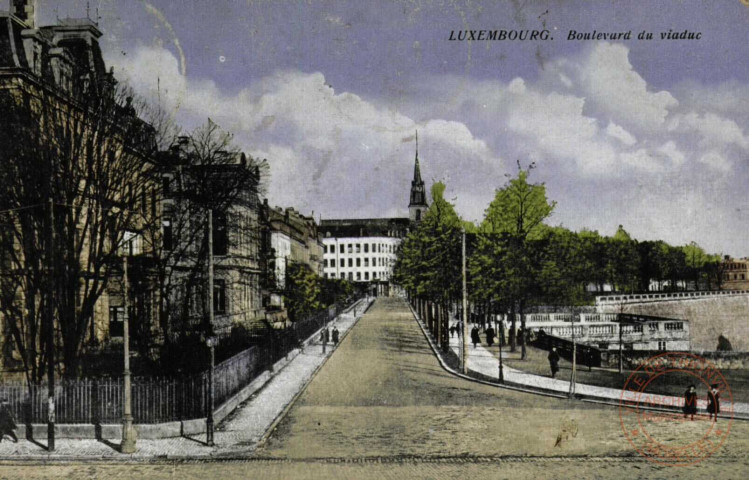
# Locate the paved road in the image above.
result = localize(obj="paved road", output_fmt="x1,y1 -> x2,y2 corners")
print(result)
3,297 -> 749,479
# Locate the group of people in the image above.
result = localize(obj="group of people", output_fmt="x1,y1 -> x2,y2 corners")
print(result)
683,384 -> 721,422
449,322 -> 500,349
320,325 -> 340,345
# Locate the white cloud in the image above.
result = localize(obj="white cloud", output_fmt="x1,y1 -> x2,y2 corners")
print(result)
605,122 -> 637,146
110,42 -> 749,255
574,43 -> 678,131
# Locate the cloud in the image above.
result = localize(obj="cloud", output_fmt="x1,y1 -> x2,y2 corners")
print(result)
109,46 -> 501,220
110,42 -> 749,255
605,122 -> 637,146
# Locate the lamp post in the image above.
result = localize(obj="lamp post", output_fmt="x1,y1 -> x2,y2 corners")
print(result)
498,314 -> 504,384
121,255 -> 137,453
461,228 -> 468,374
205,335 -> 217,446
46,198 -> 55,451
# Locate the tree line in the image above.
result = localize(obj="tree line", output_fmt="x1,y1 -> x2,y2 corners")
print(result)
393,164 -> 725,358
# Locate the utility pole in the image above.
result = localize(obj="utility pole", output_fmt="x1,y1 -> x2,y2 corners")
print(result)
46,198 -> 55,451
498,312 -> 504,383
121,254 -> 136,453
461,228 -> 468,374
568,310 -> 577,398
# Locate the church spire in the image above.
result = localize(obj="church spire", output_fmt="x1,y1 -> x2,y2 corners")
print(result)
413,130 -> 422,183
409,130 -> 428,223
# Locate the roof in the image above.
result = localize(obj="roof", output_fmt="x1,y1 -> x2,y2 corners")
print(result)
320,217 -> 411,238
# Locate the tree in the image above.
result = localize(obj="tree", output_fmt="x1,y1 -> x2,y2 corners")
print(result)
476,164 -> 555,358
141,120 -> 269,348
0,78 -> 160,380
393,182 -> 463,351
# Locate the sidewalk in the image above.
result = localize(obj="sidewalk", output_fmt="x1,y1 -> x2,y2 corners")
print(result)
0,298 -> 373,460
421,314 -> 749,418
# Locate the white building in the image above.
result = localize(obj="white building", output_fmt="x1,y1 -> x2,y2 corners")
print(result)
320,219 -> 410,295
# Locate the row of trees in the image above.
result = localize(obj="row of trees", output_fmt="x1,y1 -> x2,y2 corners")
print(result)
283,262 -> 355,322
393,164 -> 725,358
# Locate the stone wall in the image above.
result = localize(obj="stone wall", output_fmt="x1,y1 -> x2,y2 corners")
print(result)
599,295 -> 749,351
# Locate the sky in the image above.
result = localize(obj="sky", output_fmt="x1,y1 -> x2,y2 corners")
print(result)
33,0 -> 749,256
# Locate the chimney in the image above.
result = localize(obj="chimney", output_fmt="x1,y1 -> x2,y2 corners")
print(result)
12,0 -> 36,28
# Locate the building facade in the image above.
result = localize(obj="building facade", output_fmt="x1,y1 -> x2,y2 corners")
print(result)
0,3 -> 162,373
721,257 -> 749,291
157,139 -> 265,337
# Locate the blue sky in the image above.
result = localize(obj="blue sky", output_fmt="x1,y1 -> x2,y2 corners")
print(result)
35,0 -> 749,256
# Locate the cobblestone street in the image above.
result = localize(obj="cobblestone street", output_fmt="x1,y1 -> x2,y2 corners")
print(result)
3,297 -> 749,479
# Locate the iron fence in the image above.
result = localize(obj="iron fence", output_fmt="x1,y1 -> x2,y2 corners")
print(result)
0,296 -> 361,425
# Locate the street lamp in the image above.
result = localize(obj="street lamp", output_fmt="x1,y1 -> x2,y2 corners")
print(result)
205,335 -> 217,446
121,254 -> 137,453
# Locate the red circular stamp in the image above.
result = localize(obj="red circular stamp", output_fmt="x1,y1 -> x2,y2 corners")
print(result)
618,352 -> 734,467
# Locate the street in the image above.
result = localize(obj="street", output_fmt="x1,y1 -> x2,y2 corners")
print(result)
2,297 -> 749,479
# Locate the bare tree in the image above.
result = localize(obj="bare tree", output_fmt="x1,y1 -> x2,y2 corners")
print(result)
0,75 -> 161,380
137,119 -> 269,363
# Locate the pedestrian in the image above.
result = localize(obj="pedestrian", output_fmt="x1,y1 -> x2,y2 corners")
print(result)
683,384 -> 698,421
0,399 -> 17,443
332,326 -> 340,345
449,324 -> 456,338
707,383 -> 720,422
470,325 -> 480,348
548,347 -> 560,379
485,325 -> 495,347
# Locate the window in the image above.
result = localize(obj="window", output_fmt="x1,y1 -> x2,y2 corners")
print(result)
364,258 -> 369,267
340,258 -> 345,267
364,244 -> 369,253
348,258 -> 353,267
356,272 -> 361,280
649,323 -> 658,332
214,279 -> 226,314
347,244 -> 352,254
340,244 -> 344,254
324,259 -> 328,268
365,272 -> 369,280
356,258 -> 361,267
348,272 -> 353,281
109,306 -> 124,337
163,219 -> 173,251
213,210 -> 227,255
658,341 -> 667,351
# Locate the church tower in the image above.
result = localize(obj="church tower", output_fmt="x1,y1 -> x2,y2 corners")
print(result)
408,131 -> 428,223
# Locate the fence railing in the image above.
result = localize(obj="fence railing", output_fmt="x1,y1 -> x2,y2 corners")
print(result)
596,290 -> 749,305
0,296 -> 361,425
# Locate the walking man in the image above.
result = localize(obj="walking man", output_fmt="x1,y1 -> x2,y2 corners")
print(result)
485,325 -> 496,347
470,325 -> 481,348
332,326 -> 340,345
548,347 -> 560,379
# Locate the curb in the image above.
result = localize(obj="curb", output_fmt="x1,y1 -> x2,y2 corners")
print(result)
408,302 -> 749,421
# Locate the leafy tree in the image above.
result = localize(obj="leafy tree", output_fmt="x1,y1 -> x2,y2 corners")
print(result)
475,164 -> 555,358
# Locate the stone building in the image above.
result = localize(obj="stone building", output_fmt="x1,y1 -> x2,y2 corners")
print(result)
721,257 -> 749,291
156,138 -> 265,338
0,2 -> 160,374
